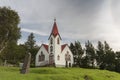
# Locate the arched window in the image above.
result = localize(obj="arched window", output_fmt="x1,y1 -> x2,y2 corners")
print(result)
50,38 -> 53,44
68,55 -> 71,61
57,38 -> 59,44
65,51 -> 71,61
39,55 -> 41,62
50,46 -> 53,52
39,51 -> 45,61
57,55 -> 60,60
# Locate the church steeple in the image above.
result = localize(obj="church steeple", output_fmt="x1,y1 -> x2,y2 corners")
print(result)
51,19 -> 59,37
48,19 -> 61,40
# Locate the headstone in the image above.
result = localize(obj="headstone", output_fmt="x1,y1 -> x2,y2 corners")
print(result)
20,52 -> 31,74
19,63 -> 23,69
3,60 -> 7,66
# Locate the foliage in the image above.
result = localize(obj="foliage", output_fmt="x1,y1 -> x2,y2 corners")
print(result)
70,40 -> 120,73
0,7 -> 21,53
70,41 -> 84,67
96,41 -> 104,67
84,41 -> 96,68
24,33 -> 39,67
0,42 -> 26,65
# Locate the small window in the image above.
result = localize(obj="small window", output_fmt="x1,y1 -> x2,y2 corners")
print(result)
67,51 -> 69,54
57,55 -> 60,60
57,38 -> 59,44
50,38 -> 53,44
50,46 -> 53,52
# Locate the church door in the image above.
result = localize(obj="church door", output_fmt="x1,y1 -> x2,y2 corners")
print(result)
69,63 -> 71,67
65,61 -> 68,67
49,53 -> 54,65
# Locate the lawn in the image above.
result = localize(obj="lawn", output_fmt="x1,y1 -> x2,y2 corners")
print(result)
0,66 -> 120,80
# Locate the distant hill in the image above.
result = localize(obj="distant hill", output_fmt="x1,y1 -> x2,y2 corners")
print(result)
0,67 -> 120,80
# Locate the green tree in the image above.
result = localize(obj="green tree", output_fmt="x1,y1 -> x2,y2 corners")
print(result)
0,7 -> 20,53
0,42 -> 26,65
84,41 -> 96,68
25,33 -> 39,67
74,41 -> 84,67
100,41 -> 115,71
96,41 -> 105,67
25,33 -> 36,50
115,51 -> 120,72
70,41 -> 84,67
70,43 -> 76,64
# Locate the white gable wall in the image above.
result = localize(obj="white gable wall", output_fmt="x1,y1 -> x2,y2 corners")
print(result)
61,46 -> 74,67
35,45 -> 49,66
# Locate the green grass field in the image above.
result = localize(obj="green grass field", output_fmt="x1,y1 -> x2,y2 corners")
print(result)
0,67 -> 120,80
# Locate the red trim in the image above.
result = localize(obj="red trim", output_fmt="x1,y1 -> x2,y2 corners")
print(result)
61,44 -> 67,52
48,21 -> 62,40
43,44 -> 48,52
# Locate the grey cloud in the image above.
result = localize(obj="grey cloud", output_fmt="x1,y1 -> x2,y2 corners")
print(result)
1,0 -> 120,51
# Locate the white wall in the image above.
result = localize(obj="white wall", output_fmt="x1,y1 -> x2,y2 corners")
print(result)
35,45 -> 49,66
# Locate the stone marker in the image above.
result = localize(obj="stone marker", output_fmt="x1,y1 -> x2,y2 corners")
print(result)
20,52 -> 31,74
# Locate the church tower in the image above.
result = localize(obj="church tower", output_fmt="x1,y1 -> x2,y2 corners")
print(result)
48,19 -> 62,66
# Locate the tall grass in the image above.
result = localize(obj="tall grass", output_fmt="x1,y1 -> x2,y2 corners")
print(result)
0,67 -> 120,80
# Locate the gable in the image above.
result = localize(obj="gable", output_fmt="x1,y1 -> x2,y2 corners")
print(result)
37,44 -> 49,54
61,44 -> 67,52
61,44 -> 73,55
43,44 -> 48,52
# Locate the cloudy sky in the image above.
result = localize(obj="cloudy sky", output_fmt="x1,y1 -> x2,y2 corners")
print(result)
1,0 -> 120,51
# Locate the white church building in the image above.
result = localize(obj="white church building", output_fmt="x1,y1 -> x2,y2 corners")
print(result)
35,19 -> 73,67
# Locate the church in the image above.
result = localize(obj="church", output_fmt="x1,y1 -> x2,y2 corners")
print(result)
35,19 -> 73,67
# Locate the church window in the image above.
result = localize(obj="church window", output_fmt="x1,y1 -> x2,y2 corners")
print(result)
50,38 -> 53,44
57,38 -> 59,44
39,51 -> 45,61
57,55 -> 60,60
41,51 -> 45,61
50,46 -> 53,52
65,51 -> 71,61
68,55 -> 71,61
39,55 -> 41,62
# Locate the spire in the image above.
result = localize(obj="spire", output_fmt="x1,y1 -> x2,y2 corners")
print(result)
51,18 -> 59,37
48,19 -> 62,39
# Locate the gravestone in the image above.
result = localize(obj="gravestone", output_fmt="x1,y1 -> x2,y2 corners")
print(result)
20,52 -> 31,74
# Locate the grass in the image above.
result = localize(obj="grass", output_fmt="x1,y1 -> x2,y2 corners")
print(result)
0,67 -> 120,80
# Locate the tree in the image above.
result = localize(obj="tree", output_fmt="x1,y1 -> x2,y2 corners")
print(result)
25,33 -> 39,67
25,33 -> 36,50
70,41 -> 84,67
74,41 -> 84,67
84,41 -> 96,68
0,42 -> 26,65
100,41 -> 115,71
96,41 -> 105,67
0,7 -> 21,53
115,51 -> 120,72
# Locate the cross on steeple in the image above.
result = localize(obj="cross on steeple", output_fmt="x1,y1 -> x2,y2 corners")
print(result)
54,17 -> 56,22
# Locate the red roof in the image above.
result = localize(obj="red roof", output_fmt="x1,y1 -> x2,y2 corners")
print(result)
61,44 -> 67,52
43,44 -> 48,52
51,21 -> 59,37
48,19 -> 62,40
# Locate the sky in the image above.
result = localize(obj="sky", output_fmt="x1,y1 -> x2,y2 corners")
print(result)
0,0 -> 120,51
